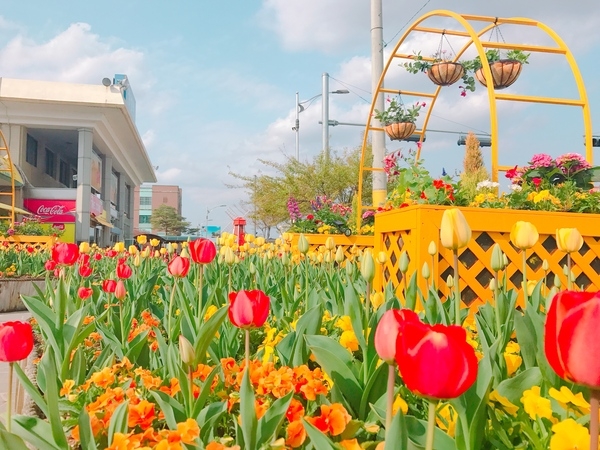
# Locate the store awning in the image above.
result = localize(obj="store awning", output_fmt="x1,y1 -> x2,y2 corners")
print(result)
91,215 -> 113,228
0,157 -> 23,187
0,202 -> 33,216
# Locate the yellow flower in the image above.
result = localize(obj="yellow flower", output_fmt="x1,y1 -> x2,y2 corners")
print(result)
521,386 -> 553,420
549,386 -> 590,415
113,242 -> 125,252
150,238 -> 160,247
335,316 -> 354,332
556,228 -> 584,254
339,330 -> 359,352
504,352 -> 522,376
136,235 -> 148,245
488,390 -> 519,416
60,379 -> 76,397
339,439 -> 362,450
393,394 -> 408,415
550,418 -> 590,450
435,403 -> 456,437
204,305 -> 218,322
79,242 -> 90,254
440,208 -> 472,251
510,221 -> 539,250
371,292 -> 385,310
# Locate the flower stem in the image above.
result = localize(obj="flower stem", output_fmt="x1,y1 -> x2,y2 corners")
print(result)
425,399 -> 438,450
522,250 -> 528,310
188,366 -> 194,416
385,364 -> 395,433
304,259 -> 309,314
567,253 -> 572,290
7,362 -> 13,432
196,266 -> 204,332
245,329 -> 250,369
591,389 -> 599,450
168,279 -> 177,341
453,251 -> 461,325
494,271 -> 502,336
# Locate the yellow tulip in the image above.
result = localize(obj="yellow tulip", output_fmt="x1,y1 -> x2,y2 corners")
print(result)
510,221 -> 538,250
427,241 -> 437,256
325,237 -> 335,251
224,247 -> 235,265
133,253 -> 141,267
79,241 -> 90,254
180,247 -> 189,258
376,251 -> 387,265
255,237 -> 265,247
556,228 -> 583,253
360,249 -> 375,282
113,242 -> 125,252
440,208 -> 471,251
136,235 -> 147,245
150,238 -> 160,247
297,234 -> 309,254
335,246 -> 345,263
128,245 -> 138,255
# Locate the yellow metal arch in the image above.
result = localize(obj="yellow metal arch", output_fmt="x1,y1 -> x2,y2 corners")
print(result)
356,10 -> 593,227
0,130 -> 17,224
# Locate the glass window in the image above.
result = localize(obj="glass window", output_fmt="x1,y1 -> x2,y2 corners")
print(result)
139,215 -> 151,224
45,148 -> 55,177
59,160 -> 69,186
26,134 -> 37,167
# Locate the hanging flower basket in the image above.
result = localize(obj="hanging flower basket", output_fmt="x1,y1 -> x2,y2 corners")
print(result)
474,59 -> 523,90
427,62 -> 465,86
384,122 -> 416,140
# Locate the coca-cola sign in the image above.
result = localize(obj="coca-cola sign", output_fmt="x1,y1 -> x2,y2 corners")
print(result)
23,199 -> 76,223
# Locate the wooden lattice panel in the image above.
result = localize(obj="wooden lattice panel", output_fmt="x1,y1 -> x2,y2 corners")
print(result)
288,234 -> 374,261
373,205 -> 600,308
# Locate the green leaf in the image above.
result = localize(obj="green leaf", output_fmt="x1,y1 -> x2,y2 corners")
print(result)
192,365 -> 221,419
149,390 -> 186,429
496,367 -> 542,406
291,304 -> 323,366
302,419 -> 338,450
514,313 -> 537,369
77,409 -> 97,450
359,362 -> 389,420
12,416 -> 63,450
194,305 -> 228,364
20,295 -> 61,359
0,428 -> 30,450
306,335 -> 362,416
385,409 -> 408,450
256,390 -> 294,446
275,331 -> 295,366
40,349 -> 69,449
107,400 -> 130,445
239,368 -> 257,450
13,363 -> 49,418
198,402 -> 227,442
405,416 -> 455,450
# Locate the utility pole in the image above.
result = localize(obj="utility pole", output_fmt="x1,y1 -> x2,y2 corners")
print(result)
294,92 -> 300,160
371,0 -> 386,207
322,73 -> 330,160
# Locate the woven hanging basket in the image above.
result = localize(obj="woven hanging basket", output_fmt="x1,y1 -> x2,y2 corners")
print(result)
474,59 -> 523,90
427,62 -> 465,86
384,122 -> 416,141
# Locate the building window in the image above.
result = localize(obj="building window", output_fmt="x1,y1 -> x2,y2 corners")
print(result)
139,215 -> 151,224
125,184 -> 131,218
139,196 -> 152,210
45,148 -> 55,177
26,135 -> 38,167
59,160 -> 69,186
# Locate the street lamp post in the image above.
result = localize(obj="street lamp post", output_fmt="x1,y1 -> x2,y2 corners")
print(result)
205,204 -> 226,237
294,74 -> 348,160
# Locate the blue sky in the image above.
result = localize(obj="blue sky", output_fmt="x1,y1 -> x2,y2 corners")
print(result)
0,0 -> 599,233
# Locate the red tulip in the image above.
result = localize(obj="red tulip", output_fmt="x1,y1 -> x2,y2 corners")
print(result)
79,265 -> 93,278
44,259 -> 57,271
114,280 -> 127,300
375,309 -> 419,364
78,254 -> 90,266
228,290 -> 270,329
168,256 -> 190,278
545,291 -> 600,388
78,287 -> 93,300
396,320 -> 478,400
189,238 -> 217,264
105,249 -> 118,258
93,253 -> 102,261
116,263 -> 132,279
102,279 -> 117,293
51,243 -> 79,266
0,321 -> 34,362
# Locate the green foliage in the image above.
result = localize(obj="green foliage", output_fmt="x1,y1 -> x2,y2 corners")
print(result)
0,217 -> 62,237
374,98 -> 424,125
150,204 -> 190,236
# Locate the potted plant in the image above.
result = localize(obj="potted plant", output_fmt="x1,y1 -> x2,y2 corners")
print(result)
461,49 -> 530,92
404,51 -> 465,87
373,98 -> 425,141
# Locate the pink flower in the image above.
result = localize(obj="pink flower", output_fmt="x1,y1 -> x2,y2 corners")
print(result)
532,177 -> 542,188
505,165 -> 519,180
528,153 -> 555,169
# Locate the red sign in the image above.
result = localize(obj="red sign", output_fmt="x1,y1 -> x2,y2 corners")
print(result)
23,199 -> 76,223
90,195 -> 103,216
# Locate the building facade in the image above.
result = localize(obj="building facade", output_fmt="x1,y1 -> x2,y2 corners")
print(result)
133,184 -> 183,236
0,75 -> 156,245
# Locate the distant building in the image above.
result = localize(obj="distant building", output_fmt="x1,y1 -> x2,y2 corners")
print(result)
0,75 -> 156,245
133,184 -> 183,236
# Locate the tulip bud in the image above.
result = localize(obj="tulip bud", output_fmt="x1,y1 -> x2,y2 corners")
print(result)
114,280 -> 127,301
502,254 -> 509,268
297,234 -> 309,254
554,275 -> 561,288
510,221 -> 539,250
376,251 -> 387,265
548,286 -> 559,299
133,253 -> 141,267
421,262 -> 430,280
446,274 -> 454,288
224,247 -> 235,265
79,241 -> 90,254
154,250 -> 160,258
249,262 -> 256,275
490,243 -> 504,272
325,237 -> 335,251
440,208 -> 472,251
324,251 -> 332,264
562,264 -> 569,277
556,228 -> 584,254
399,251 -> 409,274
361,249 -> 375,282
345,260 -> 354,277
160,248 -> 167,255
542,259 -> 549,271
179,335 -> 195,366
489,278 -> 497,291
180,247 -> 189,258
281,252 -> 290,266
427,241 -> 437,256
335,246 -> 345,263
166,243 -> 173,254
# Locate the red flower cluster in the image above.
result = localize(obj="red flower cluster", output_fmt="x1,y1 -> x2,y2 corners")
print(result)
432,179 -> 455,202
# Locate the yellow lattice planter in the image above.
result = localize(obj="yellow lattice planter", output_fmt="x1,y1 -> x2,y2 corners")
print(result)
0,235 -> 56,248
373,205 -> 600,309
288,233 -> 374,261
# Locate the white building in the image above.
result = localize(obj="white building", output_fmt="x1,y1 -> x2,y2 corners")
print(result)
0,75 -> 156,245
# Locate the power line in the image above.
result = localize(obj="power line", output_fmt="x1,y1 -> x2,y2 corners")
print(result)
384,0 -> 432,48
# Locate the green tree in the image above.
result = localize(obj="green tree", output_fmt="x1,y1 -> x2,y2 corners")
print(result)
150,204 -> 190,236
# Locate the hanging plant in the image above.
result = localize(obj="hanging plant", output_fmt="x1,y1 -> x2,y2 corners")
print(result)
404,51 -> 465,88
461,49 -> 530,92
373,98 -> 425,141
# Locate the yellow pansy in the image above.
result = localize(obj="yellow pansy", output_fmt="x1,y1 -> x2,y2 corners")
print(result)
335,316 -> 354,332
488,390 -> 519,416
339,330 -> 359,352
521,386 -> 553,420
435,403 -> 456,437
550,418 -> 590,450
549,386 -> 590,415
393,394 -> 408,415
